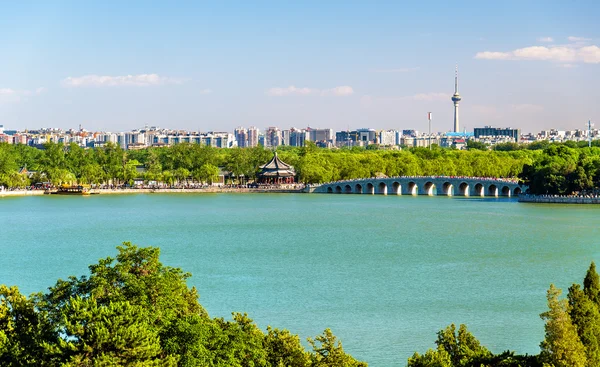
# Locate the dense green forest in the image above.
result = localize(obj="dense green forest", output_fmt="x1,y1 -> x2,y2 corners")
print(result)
408,263 -> 600,367
0,243 -> 366,366
2,244 -> 600,366
1,141 -> 600,194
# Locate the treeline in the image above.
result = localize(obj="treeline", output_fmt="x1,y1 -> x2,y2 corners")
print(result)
2,141 -> 600,193
0,142 -> 537,188
519,144 -> 600,195
408,263 -> 600,367
0,243 -> 366,366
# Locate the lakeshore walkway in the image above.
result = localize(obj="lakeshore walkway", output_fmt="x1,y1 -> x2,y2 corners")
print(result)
518,194 -> 600,204
0,185 -> 305,197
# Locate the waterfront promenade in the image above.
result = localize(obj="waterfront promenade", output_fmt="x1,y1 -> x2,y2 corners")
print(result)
518,194 -> 600,204
0,185 -> 305,197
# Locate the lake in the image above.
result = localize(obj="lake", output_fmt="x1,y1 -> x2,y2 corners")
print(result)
1,193 -> 599,366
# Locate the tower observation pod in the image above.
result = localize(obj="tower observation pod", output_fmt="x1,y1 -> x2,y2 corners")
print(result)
452,66 -> 462,133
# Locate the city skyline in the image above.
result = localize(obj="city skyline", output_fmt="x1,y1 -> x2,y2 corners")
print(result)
0,1 -> 599,133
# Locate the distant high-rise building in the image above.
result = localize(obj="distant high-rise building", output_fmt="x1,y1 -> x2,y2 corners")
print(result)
402,129 -> 418,137
451,66 -> 462,133
378,130 -> 397,146
473,126 -> 520,142
289,128 -> 308,147
235,127 -> 248,148
356,128 -> 377,144
265,127 -> 282,147
281,129 -> 291,146
307,128 -> 334,143
247,126 -> 259,147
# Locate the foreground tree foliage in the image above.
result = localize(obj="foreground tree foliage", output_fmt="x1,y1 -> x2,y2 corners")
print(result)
0,243 -> 365,366
409,262 -> 600,367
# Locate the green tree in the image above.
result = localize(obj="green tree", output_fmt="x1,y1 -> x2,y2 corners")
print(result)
174,167 -> 191,185
39,243 -> 206,332
58,297 -> 175,366
407,349 -> 452,367
264,326 -> 311,367
434,324 -> 491,366
0,285 -> 58,366
308,328 -> 367,367
195,163 -> 219,185
583,262 -> 600,306
466,140 -> 488,151
225,148 -> 252,184
568,284 -> 600,367
540,284 -> 587,367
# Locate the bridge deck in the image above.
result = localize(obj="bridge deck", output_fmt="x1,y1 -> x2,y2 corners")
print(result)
309,176 -> 526,197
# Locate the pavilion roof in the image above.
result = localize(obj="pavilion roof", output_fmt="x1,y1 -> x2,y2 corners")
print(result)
259,152 -> 296,177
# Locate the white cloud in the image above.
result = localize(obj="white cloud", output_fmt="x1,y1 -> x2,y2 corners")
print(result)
475,40 -> 600,64
0,88 -> 16,96
0,87 -> 45,103
61,73 -> 184,87
579,46 -> 600,63
267,85 -> 315,96
267,85 -> 354,97
370,67 -> 420,73
321,86 -> 354,96
199,88 -> 212,95
568,36 -> 591,42
409,92 -> 450,101
538,37 -> 554,43
559,63 -> 578,68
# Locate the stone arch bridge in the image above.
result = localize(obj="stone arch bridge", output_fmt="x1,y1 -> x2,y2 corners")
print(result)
309,176 -> 526,197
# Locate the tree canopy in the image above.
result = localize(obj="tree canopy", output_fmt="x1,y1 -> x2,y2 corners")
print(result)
0,243 -> 365,366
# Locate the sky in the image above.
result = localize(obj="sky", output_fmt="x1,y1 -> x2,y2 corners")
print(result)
0,0 -> 599,134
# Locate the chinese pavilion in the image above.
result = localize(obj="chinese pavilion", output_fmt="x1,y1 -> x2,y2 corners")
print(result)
257,152 -> 296,184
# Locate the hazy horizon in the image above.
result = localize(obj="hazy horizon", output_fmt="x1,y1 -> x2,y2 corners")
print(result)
1,1 -> 598,134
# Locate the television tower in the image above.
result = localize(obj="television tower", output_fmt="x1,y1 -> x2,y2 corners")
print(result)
451,65 -> 462,133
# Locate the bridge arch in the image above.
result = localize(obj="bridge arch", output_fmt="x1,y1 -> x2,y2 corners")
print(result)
366,182 -> 375,195
488,184 -> 498,197
378,182 -> 388,195
406,182 -> 417,195
442,182 -> 453,196
501,186 -> 511,197
474,183 -> 484,197
327,186 -> 333,193
335,185 -> 342,194
423,181 -> 436,196
344,184 -> 352,194
514,187 -> 522,196
458,182 -> 469,196
355,183 -> 363,194
392,182 -> 401,195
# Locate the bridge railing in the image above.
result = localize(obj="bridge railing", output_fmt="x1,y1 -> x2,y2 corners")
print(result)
314,175 -> 520,187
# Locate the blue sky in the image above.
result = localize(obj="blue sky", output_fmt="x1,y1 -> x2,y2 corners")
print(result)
0,0 -> 598,133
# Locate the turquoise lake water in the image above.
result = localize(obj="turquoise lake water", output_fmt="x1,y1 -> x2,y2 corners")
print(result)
1,193 -> 600,366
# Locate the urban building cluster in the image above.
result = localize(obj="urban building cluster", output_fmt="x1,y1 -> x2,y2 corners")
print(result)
0,123 -> 598,151
0,69 -> 595,150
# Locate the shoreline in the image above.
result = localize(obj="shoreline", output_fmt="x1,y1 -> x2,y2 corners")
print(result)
518,194 -> 600,204
0,187 -> 306,197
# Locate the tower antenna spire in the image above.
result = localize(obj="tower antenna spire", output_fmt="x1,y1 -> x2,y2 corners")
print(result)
451,65 -> 462,133
455,64 -> 458,93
